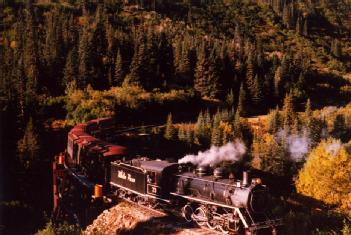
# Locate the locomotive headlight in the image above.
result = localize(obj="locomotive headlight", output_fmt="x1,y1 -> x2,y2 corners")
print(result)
251,178 -> 262,185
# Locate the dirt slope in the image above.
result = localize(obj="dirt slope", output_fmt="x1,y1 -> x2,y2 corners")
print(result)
84,202 -> 219,235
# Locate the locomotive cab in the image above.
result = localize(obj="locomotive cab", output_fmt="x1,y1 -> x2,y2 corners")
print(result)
140,160 -> 178,198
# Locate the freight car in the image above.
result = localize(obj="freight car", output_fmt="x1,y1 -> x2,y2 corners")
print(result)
65,117 -> 129,186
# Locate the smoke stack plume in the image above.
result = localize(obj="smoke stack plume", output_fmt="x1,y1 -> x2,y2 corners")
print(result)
287,134 -> 310,161
178,140 -> 246,166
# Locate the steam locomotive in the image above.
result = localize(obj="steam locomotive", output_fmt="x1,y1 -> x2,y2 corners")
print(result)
53,118 -> 282,234
110,159 -> 281,234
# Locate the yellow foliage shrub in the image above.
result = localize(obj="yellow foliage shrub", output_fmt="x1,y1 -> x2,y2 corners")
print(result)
296,138 -> 351,215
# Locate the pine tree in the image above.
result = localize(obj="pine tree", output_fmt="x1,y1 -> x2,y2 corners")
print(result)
24,7 -> 39,108
237,83 -> 247,116
245,52 -> 255,98
207,51 -> 222,98
233,109 -> 242,139
164,113 -> 176,140
157,32 -> 173,87
204,109 -> 212,129
78,25 -> 91,88
304,98 -> 312,128
251,133 -> 287,176
226,89 -> 235,107
268,106 -> 282,134
63,46 -> 79,88
331,38 -> 341,58
282,3 -> 291,28
17,118 -> 39,168
211,126 -> 222,146
178,126 -> 186,141
127,36 -> 146,87
113,49 -> 124,86
185,125 -> 194,145
303,18 -> 309,36
282,92 -> 296,131
194,43 -> 208,97
295,16 -> 302,35
252,75 -> 264,107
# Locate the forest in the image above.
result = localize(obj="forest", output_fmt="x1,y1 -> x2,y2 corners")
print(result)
0,0 -> 350,234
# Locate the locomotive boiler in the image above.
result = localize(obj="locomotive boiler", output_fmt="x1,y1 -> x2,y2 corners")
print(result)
175,166 -> 268,213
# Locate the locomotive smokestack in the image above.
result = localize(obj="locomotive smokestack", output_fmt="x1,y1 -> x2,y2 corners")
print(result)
243,171 -> 248,186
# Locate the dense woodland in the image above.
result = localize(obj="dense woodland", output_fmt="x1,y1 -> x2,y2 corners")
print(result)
0,0 -> 351,234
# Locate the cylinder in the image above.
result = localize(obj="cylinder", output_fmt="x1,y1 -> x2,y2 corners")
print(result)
243,171 -> 248,186
94,184 -> 103,198
58,154 -> 65,165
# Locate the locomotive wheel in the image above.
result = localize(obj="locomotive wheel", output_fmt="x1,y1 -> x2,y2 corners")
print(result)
218,224 -> 230,234
136,196 -> 147,206
117,189 -> 126,199
182,204 -> 193,222
206,212 -> 216,230
193,207 -> 207,226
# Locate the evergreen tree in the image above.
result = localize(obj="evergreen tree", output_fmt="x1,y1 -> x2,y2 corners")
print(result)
78,25 -> 92,88
226,89 -> 235,107
331,38 -> 341,58
303,18 -> 309,36
164,113 -> 176,140
185,125 -> 194,145
194,43 -> 209,97
304,98 -> 312,124
204,109 -> 212,129
24,7 -> 39,108
211,126 -> 222,146
207,51 -> 222,98
233,110 -> 242,139
252,75 -> 264,107
63,46 -> 79,88
268,106 -> 282,134
237,83 -> 247,116
251,133 -> 287,176
178,126 -> 186,141
17,118 -> 39,168
282,92 -> 296,131
245,52 -> 255,98
295,16 -> 302,35
127,36 -> 146,87
158,32 -> 174,87
113,49 -> 124,86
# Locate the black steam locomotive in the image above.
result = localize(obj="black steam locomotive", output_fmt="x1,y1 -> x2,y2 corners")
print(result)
109,158 -> 282,234
53,118 -> 282,234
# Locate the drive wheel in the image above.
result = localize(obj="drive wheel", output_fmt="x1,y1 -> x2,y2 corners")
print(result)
193,207 -> 207,226
182,204 -> 193,222
206,212 -> 216,230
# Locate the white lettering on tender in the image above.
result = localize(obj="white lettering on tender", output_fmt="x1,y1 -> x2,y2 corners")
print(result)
118,170 -> 136,183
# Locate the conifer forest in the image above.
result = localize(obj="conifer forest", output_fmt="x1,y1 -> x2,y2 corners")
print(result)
0,0 -> 351,234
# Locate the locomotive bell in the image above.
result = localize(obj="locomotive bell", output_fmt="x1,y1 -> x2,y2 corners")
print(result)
213,167 -> 226,179
196,165 -> 209,177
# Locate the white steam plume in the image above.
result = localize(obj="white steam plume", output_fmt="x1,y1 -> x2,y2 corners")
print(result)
325,141 -> 341,156
275,128 -> 311,161
178,140 -> 246,166
287,134 -> 310,161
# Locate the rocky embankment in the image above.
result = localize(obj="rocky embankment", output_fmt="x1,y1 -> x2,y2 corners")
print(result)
84,202 -> 219,235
